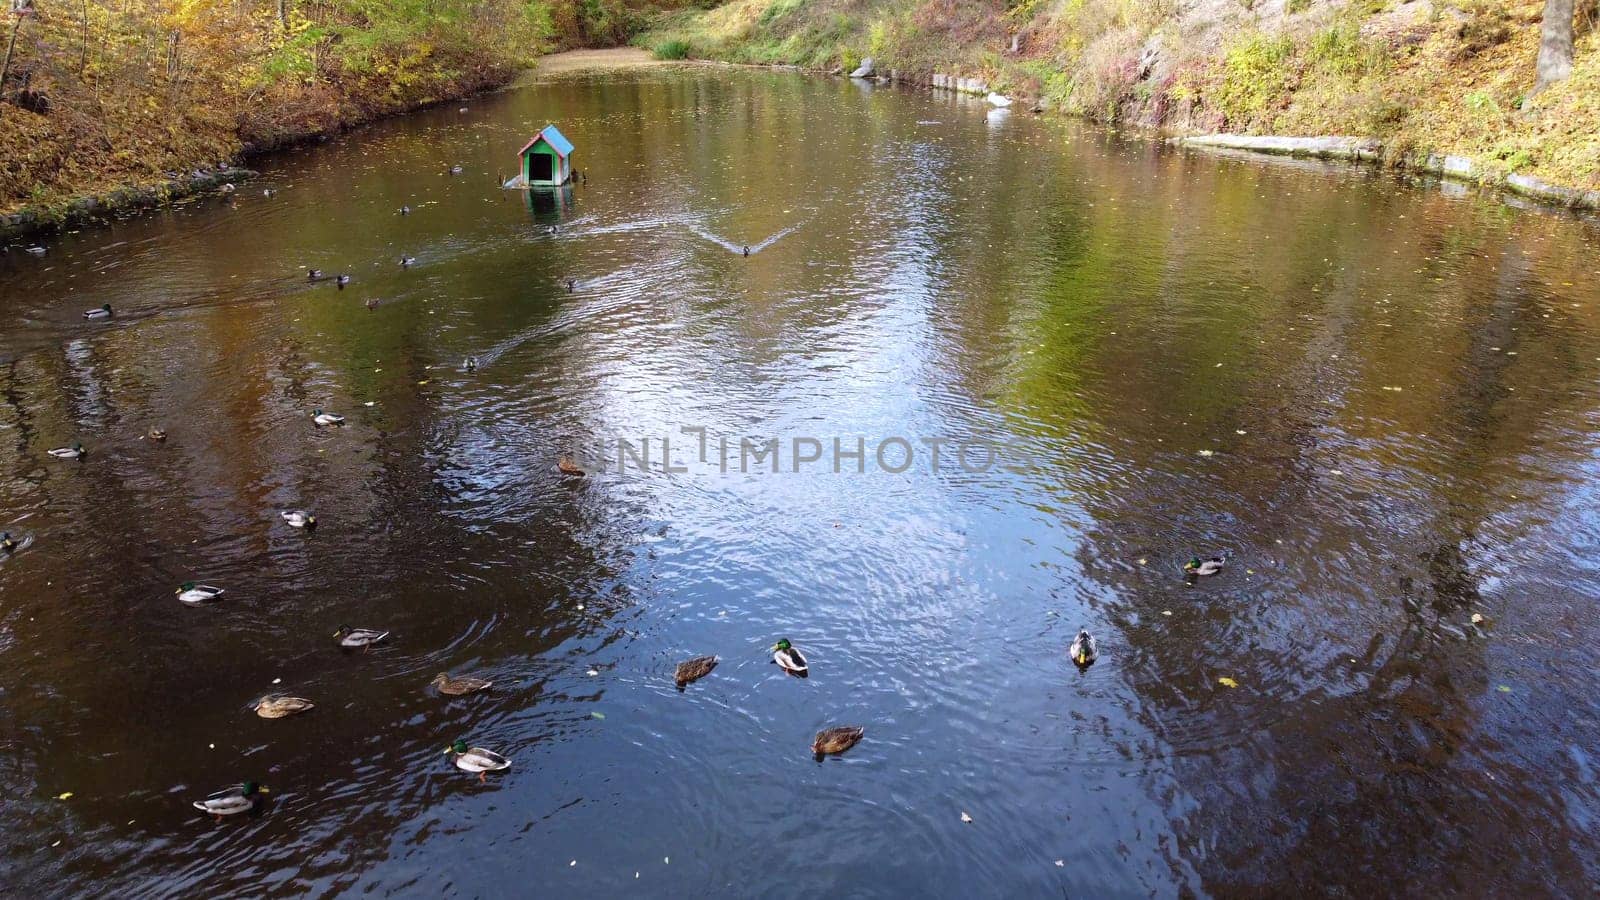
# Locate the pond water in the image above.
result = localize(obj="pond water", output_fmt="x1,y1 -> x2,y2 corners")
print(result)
2,66 -> 1599,897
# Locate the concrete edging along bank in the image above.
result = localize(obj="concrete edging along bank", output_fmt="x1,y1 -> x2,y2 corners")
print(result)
1168,134 -> 1600,212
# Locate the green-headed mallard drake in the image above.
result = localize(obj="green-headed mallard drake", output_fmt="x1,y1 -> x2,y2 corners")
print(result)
193,781 -> 267,819
1184,556 -> 1225,577
557,455 -> 585,477
1,531 -> 19,553
281,510 -> 316,529
674,655 -> 718,689
400,255 -> 416,267
312,409 -> 345,427
812,725 -> 864,760
334,274 -> 350,289
255,695 -> 314,718
772,638 -> 808,676
48,443 -> 86,460
1069,629 -> 1097,668
431,672 -> 492,695
307,268 -> 324,281
399,205 -> 411,216
176,581 -> 225,605
446,739 -> 510,782
333,625 -> 388,649
83,304 -> 113,320
464,356 -> 478,372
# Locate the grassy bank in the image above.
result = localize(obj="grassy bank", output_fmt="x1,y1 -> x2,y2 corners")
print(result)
0,0 -> 702,230
637,0 -> 1600,196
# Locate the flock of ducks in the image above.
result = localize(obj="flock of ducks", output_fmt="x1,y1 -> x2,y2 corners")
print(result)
670,638 -> 864,761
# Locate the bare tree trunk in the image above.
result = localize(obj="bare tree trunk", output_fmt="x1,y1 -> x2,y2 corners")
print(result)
0,13 -> 23,100
1534,0 -> 1576,94
80,0 -> 89,75
277,0 -> 287,34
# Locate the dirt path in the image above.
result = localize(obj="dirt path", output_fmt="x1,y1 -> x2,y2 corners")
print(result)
532,48 -> 676,76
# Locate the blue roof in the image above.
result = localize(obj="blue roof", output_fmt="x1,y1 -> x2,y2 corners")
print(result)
522,123 -> 573,157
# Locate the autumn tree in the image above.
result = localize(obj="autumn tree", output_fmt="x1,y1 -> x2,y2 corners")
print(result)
1533,0 -> 1575,94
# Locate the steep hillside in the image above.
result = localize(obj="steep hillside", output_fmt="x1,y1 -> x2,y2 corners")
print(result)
641,0 -> 1600,193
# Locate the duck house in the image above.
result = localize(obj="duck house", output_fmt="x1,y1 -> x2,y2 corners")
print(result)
515,124 -> 574,187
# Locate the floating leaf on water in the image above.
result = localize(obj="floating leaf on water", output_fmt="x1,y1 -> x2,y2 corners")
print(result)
417,380 -> 429,385
272,677 -> 282,684
57,792 -> 73,800
1496,685 -> 1512,693
1055,859 -> 1065,867
591,711 -> 606,719
960,811 -> 973,823
587,669 -> 599,676
1218,677 -> 1239,689
1162,610 -> 1173,616
569,860 -> 576,867
1197,450 -> 1214,458
1235,429 -> 1246,435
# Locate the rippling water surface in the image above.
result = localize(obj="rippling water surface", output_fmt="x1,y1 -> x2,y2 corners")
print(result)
2,67 -> 1599,897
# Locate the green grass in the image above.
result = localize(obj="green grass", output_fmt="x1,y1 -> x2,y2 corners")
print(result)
653,38 -> 692,59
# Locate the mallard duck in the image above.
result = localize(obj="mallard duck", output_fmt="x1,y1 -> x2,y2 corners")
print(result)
83,304 -> 113,320
557,455 -> 585,477
255,695 -> 314,718
772,638 -> 808,676
1184,556 -> 1225,577
674,655 -> 718,689
176,581 -> 225,605
1069,629 -> 1097,668
464,356 -> 478,372
741,246 -> 750,256
446,739 -> 511,782
333,625 -> 388,649
431,672 -> 493,695
192,781 -> 267,819
143,428 -> 167,442
566,278 -> 575,292
48,443 -> 86,460
334,274 -> 350,289
262,188 -> 276,197
312,409 -> 344,426
307,268 -> 324,281
1,532 -> 18,553
25,246 -> 46,256
399,205 -> 411,215
365,298 -> 380,310
449,165 -> 464,175
400,255 -> 416,267
281,510 -> 316,529
812,725 -> 864,760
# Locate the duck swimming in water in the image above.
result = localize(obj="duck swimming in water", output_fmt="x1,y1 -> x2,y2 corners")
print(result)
449,165 -> 464,175
83,304 -> 113,320
48,443 -> 86,460
176,581 -> 225,605
143,428 -> 167,442
334,274 -> 350,289
1069,629 -> 1097,668
312,409 -> 345,426
464,356 -> 478,372
431,672 -> 493,695
557,454 -> 585,477
772,638 -> 808,676
1184,556 -> 1226,577
365,298 -> 381,310
446,739 -> 511,783
674,655 -> 718,689
307,269 -> 323,281
812,726 -> 864,761
255,695 -> 314,718
333,625 -> 389,649
1,532 -> 18,553
742,246 -> 750,256
399,205 -> 411,215
400,255 -> 416,267
281,510 -> 316,529
193,781 -> 267,819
